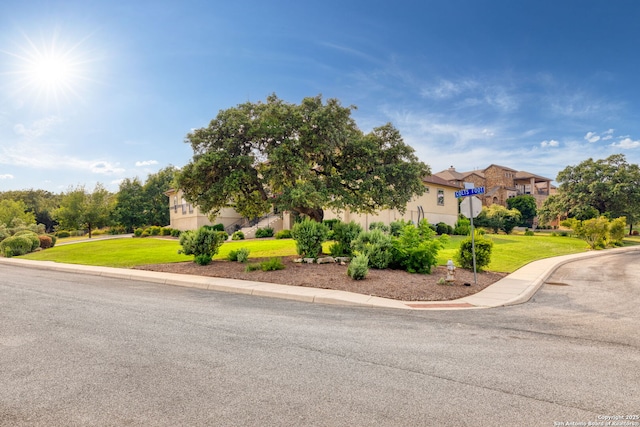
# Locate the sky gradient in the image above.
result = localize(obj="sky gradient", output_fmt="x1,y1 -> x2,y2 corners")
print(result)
1,0 -> 640,192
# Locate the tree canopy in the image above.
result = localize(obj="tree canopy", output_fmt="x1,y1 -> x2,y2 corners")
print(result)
544,154 -> 640,232
506,195 -> 537,227
177,95 -> 430,222
55,184 -> 113,237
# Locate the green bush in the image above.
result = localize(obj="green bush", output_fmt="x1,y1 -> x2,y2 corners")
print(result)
108,226 -> 127,235
14,231 -> 40,252
56,230 -> 71,238
227,247 -> 250,262
368,221 -> 389,233
179,227 -> 226,264
455,234 -> 494,271
194,253 -> 212,265
453,217 -> 471,235
231,231 -> 245,240
160,227 -> 172,236
291,219 -> 329,259
205,224 -> 225,232
352,229 -> 393,269
347,255 -> 369,280
0,235 -> 33,256
255,227 -> 274,238
389,220 -> 446,274
170,228 -> 182,237
330,221 -> 362,257
274,229 -> 292,239
436,222 -> 453,235
134,228 -> 144,237
245,257 -> 285,272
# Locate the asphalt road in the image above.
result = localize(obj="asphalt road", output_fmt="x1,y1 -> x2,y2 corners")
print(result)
1,252 -> 639,426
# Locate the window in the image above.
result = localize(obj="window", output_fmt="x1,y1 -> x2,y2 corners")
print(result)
437,189 -> 444,206
425,186 -> 430,193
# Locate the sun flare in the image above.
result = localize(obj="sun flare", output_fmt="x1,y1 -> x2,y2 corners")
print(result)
2,30 -> 94,108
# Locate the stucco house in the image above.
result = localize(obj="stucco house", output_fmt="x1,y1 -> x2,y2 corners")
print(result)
434,165 -> 554,208
165,175 -> 461,233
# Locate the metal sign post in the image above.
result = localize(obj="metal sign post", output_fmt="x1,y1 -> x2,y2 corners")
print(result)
456,186 -> 485,286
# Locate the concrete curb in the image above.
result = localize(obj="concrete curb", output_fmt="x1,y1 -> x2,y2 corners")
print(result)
2,245 -> 639,310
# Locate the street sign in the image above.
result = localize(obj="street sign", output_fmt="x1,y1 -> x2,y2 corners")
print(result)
460,196 -> 482,218
455,186 -> 485,198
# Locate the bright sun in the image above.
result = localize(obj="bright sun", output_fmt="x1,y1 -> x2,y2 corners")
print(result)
3,31 -> 92,108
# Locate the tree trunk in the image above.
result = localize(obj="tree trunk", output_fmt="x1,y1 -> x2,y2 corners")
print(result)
294,207 -> 324,222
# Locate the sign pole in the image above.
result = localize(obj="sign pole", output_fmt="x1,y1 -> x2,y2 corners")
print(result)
470,196 -> 477,286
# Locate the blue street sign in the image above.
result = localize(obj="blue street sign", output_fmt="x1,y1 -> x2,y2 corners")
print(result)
455,186 -> 485,198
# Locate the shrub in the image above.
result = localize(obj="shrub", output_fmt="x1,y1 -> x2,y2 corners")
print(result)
608,217 -> 626,246
436,222 -> 453,235
255,227 -> 274,238
453,217 -> 471,235
141,230 -> 150,238
56,230 -> 71,238
347,255 -> 369,280
352,229 -> 393,269
170,228 -> 182,237
246,257 -> 285,272
330,221 -> 362,257
38,235 -> 53,249
108,226 -> 127,235
524,229 -> 535,236
92,229 -> 105,236
179,227 -> 226,264
389,220 -> 446,274
46,234 -> 57,247
14,231 -> 40,252
0,235 -> 33,256
227,247 -> 250,262
194,254 -> 212,266
204,224 -> 225,232
274,229 -> 292,239
231,231 -> 245,240
368,221 -> 389,233
455,233 -> 493,271
291,219 -> 329,259
134,228 -> 144,237
160,227 -> 172,236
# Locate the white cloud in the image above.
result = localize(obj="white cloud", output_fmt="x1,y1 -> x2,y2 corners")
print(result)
540,140 -> 559,148
135,160 -> 158,167
585,131 -> 600,143
421,79 -> 477,100
611,138 -> 640,149
90,161 -> 125,175
0,174 -> 14,179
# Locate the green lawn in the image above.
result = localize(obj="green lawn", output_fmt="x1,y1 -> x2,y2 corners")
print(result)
18,232 -> 613,272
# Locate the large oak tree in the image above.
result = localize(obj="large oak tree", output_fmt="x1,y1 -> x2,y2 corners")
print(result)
178,95 -> 429,222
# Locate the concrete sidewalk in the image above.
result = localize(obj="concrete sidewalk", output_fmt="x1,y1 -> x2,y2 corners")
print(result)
2,246 -> 639,310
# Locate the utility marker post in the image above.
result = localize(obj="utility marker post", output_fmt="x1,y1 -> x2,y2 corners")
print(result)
456,184 -> 485,286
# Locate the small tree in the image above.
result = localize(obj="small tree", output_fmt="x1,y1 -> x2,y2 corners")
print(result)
179,226 -> 226,265
291,218 -> 329,259
506,195 -> 537,227
329,221 -> 363,257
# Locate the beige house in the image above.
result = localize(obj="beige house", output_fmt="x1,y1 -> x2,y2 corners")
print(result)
435,165 -> 554,208
165,175 -> 461,233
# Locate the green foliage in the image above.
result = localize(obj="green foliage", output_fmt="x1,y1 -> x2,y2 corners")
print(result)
207,224 -> 225,232
0,235 -> 33,256
506,195 -> 537,226
291,218 -> 329,258
389,220 -> 446,274
177,94 -> 429,224
347,255 -> 369,280
330,221 -> 363,256
13,230 -> 40,252
274,229 -> 292,239
231,231 -> 245,240
55,184 -> 113,238
476,205 -> 522,234
453,216 -> 471,235
246,257 -> 286,272
563,216 -> 627,249
227,247 -> 250,262
179,227 -> 226,263
524,229 -> 535,236
255,227 -> 274,238
56,230 -> 71,238
134,228 -> 144,237
194,253 -> 212,265
435,222 -> 453,235
455,233 -> 494,271
352,228 -> 393,269
113,178 -> 146,233
368,221 -> 389,233
0,199 -> 36,228
170,228 -> 182,237
148,226 -> 161,236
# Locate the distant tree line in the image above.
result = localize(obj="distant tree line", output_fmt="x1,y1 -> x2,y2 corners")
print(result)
0,166 -> 178,236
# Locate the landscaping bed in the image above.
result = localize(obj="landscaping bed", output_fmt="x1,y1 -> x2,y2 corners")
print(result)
136,256 -> 507,301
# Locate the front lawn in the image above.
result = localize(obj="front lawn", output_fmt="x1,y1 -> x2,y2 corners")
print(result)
18,232 -> 606,273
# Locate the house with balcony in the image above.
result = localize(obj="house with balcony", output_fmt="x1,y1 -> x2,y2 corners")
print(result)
434,165 -> 554,208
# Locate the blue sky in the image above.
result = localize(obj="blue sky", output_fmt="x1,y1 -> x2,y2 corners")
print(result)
1,0 -> 640,193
